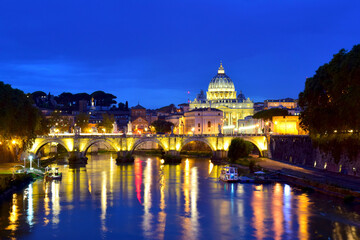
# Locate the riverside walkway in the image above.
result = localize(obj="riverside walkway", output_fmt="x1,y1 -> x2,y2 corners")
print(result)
257,158 -> 360,194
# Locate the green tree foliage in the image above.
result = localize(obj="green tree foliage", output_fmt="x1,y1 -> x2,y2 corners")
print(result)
253,108 -> 288,121
118,102 -> 129,111
97,113 -> 115,133
299,44 -> 360,135
91,91 -> 117,107
227,138 -> 254,163
75,113 -> 90,132
150,120 -> 174,133
0,82 -> 44,161
299,45 -> 360,163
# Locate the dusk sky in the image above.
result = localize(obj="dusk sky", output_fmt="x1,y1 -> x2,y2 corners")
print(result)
1,0 -> 359,108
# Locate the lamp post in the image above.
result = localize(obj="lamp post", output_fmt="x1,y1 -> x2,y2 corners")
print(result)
29,155 -> 33,170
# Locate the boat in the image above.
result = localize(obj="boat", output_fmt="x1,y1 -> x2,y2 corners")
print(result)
44,167 -> 62,180
219,166 -> 239,182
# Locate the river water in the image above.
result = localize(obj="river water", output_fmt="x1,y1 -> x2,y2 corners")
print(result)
0,154 -> 359,239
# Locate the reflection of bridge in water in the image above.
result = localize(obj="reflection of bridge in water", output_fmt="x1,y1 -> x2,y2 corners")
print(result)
29,133 -> 269,162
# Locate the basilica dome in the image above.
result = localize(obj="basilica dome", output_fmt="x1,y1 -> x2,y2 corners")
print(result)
208,63 -> 235,92
206,63 -> 237,101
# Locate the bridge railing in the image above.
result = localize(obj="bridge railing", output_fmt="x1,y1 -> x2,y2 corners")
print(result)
37,132 -> 266,138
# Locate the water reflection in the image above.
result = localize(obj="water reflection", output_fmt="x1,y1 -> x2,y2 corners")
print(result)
0,154 -> 359,240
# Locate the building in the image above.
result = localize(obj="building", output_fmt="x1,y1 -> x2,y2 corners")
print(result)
237,117 -> 262,134
189,63 -> 254,133
180,108 -> 223,135
264,98 -> 297,110
131,104 -> 146,120
165,113 -> 183,134
272,115 -> 307,135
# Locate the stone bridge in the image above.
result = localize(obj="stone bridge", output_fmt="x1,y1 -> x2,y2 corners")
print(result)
28,133 -> 268,162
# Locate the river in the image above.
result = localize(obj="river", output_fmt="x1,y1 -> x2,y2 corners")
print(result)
0,154 -> 359,239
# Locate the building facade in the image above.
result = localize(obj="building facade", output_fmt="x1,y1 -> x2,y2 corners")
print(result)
189,63 -> 254,133
180,108 -> 223,135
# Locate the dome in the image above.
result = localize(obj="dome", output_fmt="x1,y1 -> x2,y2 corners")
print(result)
208,63 -> 235,92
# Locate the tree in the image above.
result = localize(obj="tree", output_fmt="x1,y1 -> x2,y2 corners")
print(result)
0,82 -> 43,161
97,113 -> 115,133
91,91 -> 117,107
253,108 -> 288,121
227,138 -> 253,163
299,44 -> 360,135
75,113 -> 90,132
298,44 -> 360,163
150,120 -> 174,133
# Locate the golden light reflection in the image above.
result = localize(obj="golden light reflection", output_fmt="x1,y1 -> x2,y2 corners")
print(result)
156,163 -> 166,239
208,160 -> 214,175
101,171 -> 107,232
297,194 -> 310,240
51,181 -> 60,225
272,183 -> 283,240
190,167 -> 199,239
6,193 -> 19,231
43,182 -> 50,225
142,158 -> 153,237
252,184 -> 264,239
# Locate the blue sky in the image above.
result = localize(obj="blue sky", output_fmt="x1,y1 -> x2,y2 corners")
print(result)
1,0 -> 359,108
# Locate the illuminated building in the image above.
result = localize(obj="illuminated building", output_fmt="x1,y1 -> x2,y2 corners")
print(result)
264,98 -> 297,110
190,63 -> 254,133
180,108 -> 223,135
272,116 -> 307,135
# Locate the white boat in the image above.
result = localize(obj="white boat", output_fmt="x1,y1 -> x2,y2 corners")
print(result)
219,167 -> 239,182
45,167 -> 62,181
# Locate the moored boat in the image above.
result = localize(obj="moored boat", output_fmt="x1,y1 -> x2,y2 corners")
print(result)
219,166 -> 239,182
44,167 -> 62,181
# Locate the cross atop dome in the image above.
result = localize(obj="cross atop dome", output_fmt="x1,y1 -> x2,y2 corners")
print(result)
218,61 -> 225,74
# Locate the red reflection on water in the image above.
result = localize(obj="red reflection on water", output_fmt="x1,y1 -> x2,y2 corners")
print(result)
134,159 -> 143,204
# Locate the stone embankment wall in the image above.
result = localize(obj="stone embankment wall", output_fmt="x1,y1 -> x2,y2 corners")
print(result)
270,135 -> 360,176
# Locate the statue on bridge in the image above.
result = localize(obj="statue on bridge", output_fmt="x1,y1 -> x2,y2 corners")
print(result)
127,121 -> 133,135
218,124 -> 223,136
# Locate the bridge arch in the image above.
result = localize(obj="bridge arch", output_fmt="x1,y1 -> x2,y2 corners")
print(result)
179,137 -> 215,152
82,139 -> 119,156
131,138 -> 167,153
240,137 -> 265,157
32,139 -> 71,155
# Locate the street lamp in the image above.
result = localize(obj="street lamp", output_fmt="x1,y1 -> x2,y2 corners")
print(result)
29,155 -> 33,170
191,127 -> 195,135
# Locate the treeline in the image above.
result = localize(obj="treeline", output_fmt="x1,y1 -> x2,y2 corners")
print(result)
0,82 -> 48,162
30,90 -> 129,112
299,44 -> 360,163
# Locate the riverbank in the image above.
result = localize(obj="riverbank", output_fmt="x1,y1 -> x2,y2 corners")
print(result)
0,173 -> 33,200
230,157 -> 360,202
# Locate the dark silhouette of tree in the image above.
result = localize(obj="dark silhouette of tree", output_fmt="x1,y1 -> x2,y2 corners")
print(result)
299,44 -> 360,163
299,44 -> 360,135
253,108 -> 288,121
0,82 -> 44,161
150,120 -> 174,133
91,91 -> 117,107
228,138 -> 253,163
97,113 -> 115,133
